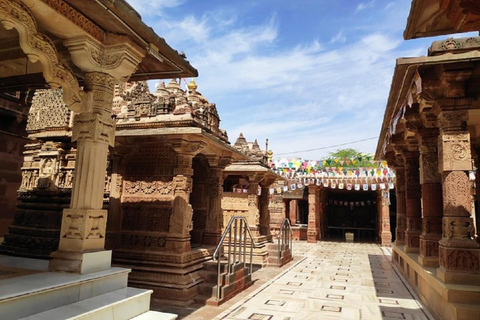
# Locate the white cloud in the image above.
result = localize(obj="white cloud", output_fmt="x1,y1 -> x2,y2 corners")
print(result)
356,1 -> 375,12
330,31 -> 347,44
130,1 -> 436,159
127,0 -> 185,15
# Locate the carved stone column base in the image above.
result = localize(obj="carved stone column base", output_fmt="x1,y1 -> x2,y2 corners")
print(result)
58,208 -> 107,252
395,226 -> 406,245
202,231 -> 221,246
380,231 -> 392,247
165,235 -> 191,253
307,230 -> 317,243
437,244 -> 480,285
418,237 -> 440,267
49,250 -> 112,274
404,230 -> 421,253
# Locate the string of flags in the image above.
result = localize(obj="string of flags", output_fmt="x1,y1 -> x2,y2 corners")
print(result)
268,177 -> 395,195
270,158 -> 395,180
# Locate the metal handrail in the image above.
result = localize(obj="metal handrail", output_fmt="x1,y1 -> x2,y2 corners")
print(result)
277,218 -> 293,267
212,216 -> 256,300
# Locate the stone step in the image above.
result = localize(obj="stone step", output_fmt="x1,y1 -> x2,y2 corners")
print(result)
205,273 -> 253,306
17,287 -> 152,320
0,267 -> 129,319
131,310 -> 178,320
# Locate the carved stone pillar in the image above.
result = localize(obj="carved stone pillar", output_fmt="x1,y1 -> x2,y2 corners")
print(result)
258,184 -> 271,238
436,108 -> 480,284
318,187 -> 326,240
168,148 -> 195,253
247,175 -> 262,237
204,155 -> 230,245
394,165 -> 407,245
378,190 -> 392,247
307,185 -> 320,243
49,72 -> 116,273
289,200 -> 299,225
403,151 -> 422,253
418,130 -> 443,267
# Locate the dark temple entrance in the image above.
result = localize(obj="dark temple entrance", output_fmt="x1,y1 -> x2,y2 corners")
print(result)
326,189 -> 377,242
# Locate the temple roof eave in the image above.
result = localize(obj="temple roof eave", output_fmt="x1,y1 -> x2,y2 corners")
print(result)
115,127 -> 248,161
404,0 -> 480,40
65,0 -> 198,79
224,161 -> 285,181
375,50 -> 480,160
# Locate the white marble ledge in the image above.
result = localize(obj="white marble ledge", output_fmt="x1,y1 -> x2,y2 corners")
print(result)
131,311 -> 178,320
17,287 -> 151,320
0,254 -> 49,271
0,266 -> 130,300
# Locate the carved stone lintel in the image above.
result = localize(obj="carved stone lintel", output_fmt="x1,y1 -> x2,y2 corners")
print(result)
171,140 -> 206,156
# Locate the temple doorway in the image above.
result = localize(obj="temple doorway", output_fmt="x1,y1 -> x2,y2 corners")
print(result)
325,189 -> 377,242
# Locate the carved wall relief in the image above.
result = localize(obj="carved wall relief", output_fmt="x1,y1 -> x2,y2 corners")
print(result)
121,204 -> 171,233
439,133 -> 472,171
442,171 -> 471,217
26,89 -> 71,133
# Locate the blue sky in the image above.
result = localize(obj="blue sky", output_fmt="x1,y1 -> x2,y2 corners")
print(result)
127,0 -> 472,160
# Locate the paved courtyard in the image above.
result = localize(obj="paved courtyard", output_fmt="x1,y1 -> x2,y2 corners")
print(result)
162,241 -> 434,320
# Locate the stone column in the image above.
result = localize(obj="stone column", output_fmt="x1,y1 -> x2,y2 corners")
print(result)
378,190 -> 392,246
247,175 -> 262,237
204,163 -> 226,246
49,72 -> 116,273
394,165 -> 407,245
307,185 -> 320,243
258,184 -> 271,238
290,200 -> 299,224
418,130 -> 443,267
403,151 -> 422,253
436,107 -> 480,284
168,147 -> 196,253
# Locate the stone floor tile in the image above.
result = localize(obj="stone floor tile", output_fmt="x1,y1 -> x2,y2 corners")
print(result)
169,241 -> 437,320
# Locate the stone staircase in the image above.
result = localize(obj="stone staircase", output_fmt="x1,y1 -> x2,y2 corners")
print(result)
196,260 -> 253,306
267,242 -> 292,267
0,255 -> 177,320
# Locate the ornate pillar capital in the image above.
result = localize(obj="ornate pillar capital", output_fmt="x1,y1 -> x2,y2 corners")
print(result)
418,128 -> 440,184
205,154 -> 234,169
437,107 -> 469,133
64,36 -> 145,81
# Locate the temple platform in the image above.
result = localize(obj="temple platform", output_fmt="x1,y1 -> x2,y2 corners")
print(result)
392,244 -> 480,320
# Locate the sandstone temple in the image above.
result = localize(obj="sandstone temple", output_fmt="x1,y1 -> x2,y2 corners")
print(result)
1,1 -> 480,319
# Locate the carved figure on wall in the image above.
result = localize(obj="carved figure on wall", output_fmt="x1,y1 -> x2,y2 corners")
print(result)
30,170 -> 38,189
64,170 -> 73,188
40,158 -> 55,179
56,171 -> 65,187
21,171 -> 30,189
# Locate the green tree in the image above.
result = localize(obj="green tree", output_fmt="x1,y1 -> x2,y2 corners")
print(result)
328,148 -> 362,159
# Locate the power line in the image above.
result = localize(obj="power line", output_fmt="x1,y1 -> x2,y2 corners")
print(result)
275,136 -> 379,156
